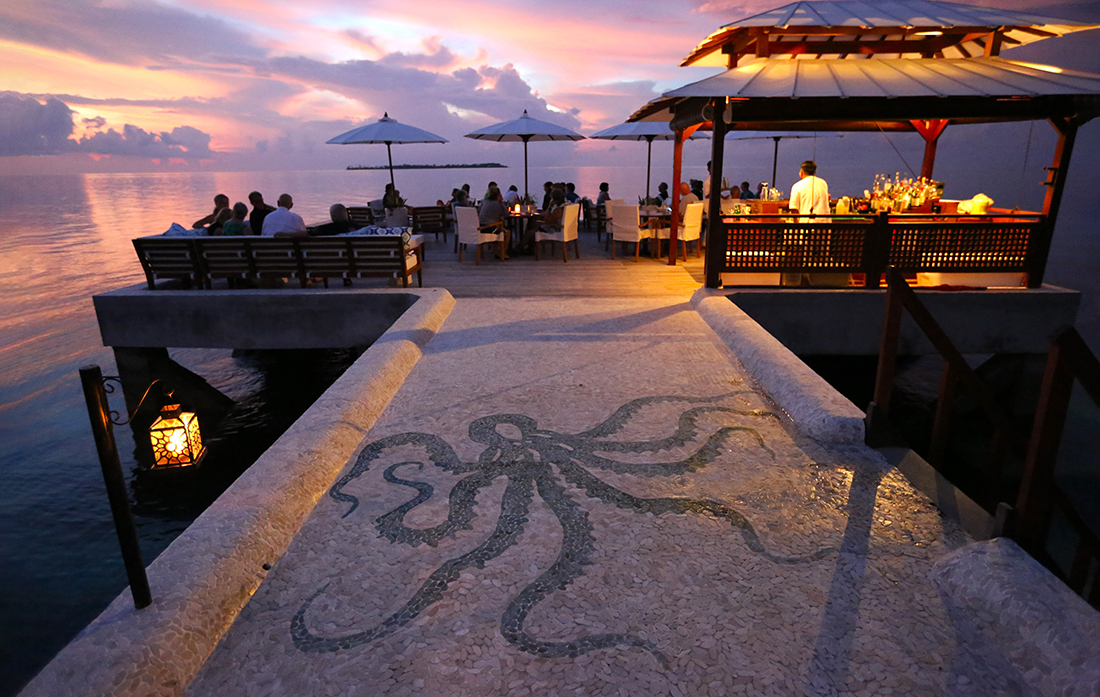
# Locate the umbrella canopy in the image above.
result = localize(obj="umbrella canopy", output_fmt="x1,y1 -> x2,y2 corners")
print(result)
465,110 -> 584,197
589,122 -> 709,198
327,112 -> 448,191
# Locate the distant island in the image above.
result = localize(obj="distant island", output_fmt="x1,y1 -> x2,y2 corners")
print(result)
347,163 -> 506,170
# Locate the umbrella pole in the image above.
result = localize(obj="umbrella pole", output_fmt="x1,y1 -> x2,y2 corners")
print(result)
523,137 -> 530,200
771,137 -> 780,188
645,136 -> 653,200
387,142 -> 396,192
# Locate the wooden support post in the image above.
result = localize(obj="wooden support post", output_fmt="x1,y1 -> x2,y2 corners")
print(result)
667,124 -> 700,267
928,361 -> 956,467
1015,333 -> 1075,552
704,100 -> 728,288
755,28 -> 770,58
668,131 -> 684,267
1031,118 -> 1080,287
983,30 -> 1003,57
911,119 -> 949,181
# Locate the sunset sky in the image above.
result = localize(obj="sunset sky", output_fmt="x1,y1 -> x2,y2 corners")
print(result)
3,0 -> 1100,173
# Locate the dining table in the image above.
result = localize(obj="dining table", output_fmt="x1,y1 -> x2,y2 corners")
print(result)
504,208 -> 542,253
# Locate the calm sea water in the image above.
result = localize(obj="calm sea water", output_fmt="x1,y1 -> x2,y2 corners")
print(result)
0,160 -> 1097,695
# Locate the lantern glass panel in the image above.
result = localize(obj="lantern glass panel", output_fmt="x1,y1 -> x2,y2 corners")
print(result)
149,405 -> 204,468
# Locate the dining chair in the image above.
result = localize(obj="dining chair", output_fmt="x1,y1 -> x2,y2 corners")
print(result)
610,204 -> 654,262
602,199 -> 624,250
535,204 -> 580,262
678,201 -> 704,260
455,206 -> 504,265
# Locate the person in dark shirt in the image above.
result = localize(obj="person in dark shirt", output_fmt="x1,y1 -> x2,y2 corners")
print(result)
738,181 -> 758,199
541,181 -> 554,210
656,182 -> 670,204
310,204 -> 357,236
193,194 -> 229,232
248,192 -> 275,235
565,182 -> 580,203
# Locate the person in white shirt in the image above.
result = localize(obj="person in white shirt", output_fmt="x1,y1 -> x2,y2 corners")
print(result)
503,185 -> 522,207
261,193 -> 307,236
788,160 -> 830,217
677,182 -> 700,222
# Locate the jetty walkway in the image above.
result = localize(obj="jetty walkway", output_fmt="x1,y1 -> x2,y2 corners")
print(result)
181,234 -> 1007,696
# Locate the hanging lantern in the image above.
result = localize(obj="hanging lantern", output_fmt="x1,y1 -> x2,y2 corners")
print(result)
148,403 -> 206,469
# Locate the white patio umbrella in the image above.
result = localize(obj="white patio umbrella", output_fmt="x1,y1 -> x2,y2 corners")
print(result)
327,113 -> 448,190
464,110 -> 584,198
589,121 -> 709,199
726,131 -> 842,191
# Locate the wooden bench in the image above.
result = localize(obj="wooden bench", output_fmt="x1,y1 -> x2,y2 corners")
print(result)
346,207 -> 375,227
133,236 -> 422,289
410,205 -> 449,243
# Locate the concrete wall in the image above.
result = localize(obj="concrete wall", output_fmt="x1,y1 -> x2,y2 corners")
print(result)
20,289 -> 455,697
692,290 -> 866,444
726,286 -> 1080,356
94,285 -> 418,350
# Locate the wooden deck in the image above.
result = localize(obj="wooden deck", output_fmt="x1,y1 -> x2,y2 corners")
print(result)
415,229 -> 705,297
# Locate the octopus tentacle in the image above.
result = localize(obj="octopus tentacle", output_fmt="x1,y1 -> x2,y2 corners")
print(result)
375,465 -> 500,547
555,460 -> 835,564
499,470 -> 668,666
579,425 -> 776,477
575,391 -> 752,440
329,433 -> 466,518
582,405 -> 778,454
292,473 -> 538,653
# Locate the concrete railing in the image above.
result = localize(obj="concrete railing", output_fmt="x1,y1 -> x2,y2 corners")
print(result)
692,289 -> 865,444
20,288 -> 455,697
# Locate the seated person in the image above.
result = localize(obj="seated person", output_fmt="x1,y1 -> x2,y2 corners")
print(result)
565,182 -> 580,203
261,193 -> 307,236
503,185 -> 521,206
540,181 -> 554,211
382,184 -> 403,210
595,182 -> 611,206
248,192 -> 275,235
193,194 -> 229,233
689,179 -> 704,201
482,181 -> 498,201
220,202 -> 250,236
538,189 -> 567,232
478,186 -> 510,258
310,203 -> 357,236
677,181 -> 700,221
656,182 -> 670,205
738,181 -> 757,200
448,188 -> 470,207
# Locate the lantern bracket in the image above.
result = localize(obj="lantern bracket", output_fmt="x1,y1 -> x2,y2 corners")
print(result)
101,377 -> 168,425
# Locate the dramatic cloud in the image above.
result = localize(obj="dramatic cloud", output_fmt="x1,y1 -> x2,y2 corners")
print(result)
0,92 -> 76,155
78,124 -> 214,158
0,92 -> 216,159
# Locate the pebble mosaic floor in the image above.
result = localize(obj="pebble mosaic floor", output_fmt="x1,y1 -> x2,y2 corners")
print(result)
187,297 -> 1023,696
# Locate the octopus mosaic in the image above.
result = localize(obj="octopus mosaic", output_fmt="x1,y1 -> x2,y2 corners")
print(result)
291,393 -> 836,665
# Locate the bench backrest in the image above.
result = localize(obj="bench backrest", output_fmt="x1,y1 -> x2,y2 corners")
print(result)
411,205 -> 448,233
134,235 -> 413,288
346,207 -> 375,227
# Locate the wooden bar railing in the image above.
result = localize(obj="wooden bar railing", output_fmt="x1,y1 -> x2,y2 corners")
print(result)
868,269 -> 1100,607
1015,326 -> 1100,606
710,212 -> 1048,289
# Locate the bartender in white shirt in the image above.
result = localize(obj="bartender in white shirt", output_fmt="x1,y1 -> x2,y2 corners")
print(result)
788,160 -> 830,216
